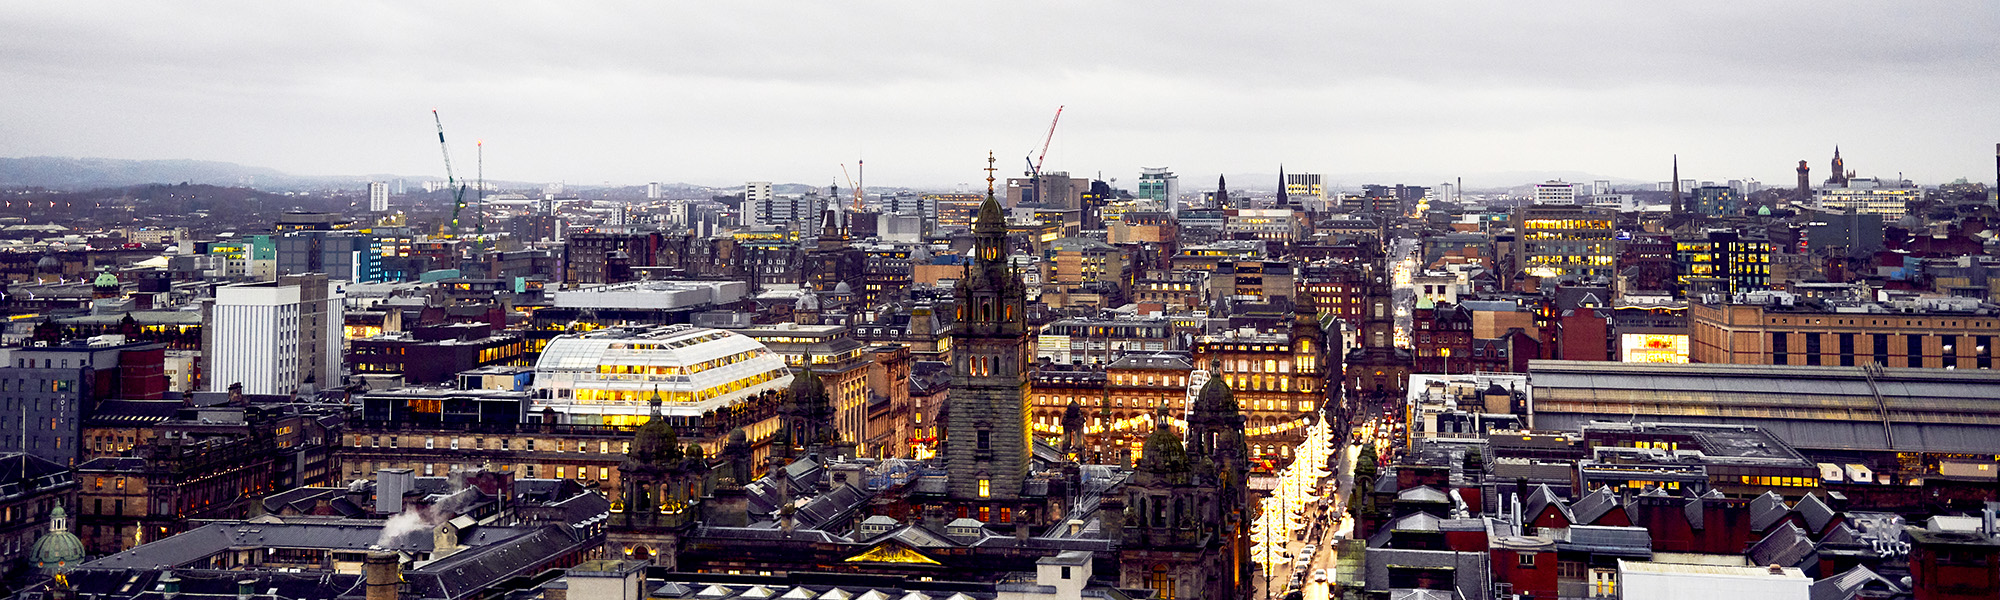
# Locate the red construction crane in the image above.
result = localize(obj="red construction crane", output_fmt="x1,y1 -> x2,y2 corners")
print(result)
1027,105 -> 1064,177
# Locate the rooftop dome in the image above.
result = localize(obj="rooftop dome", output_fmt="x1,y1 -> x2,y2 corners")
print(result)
628,392 -> 683,466
31,505 -> 84,574
34,256 -> 61,272
1138,420 -> 1191,474
1194,362 -> 1239,415
93,270 -> 119,288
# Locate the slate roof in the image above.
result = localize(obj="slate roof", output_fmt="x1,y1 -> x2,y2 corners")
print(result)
1747,522 -> 1818,572
1795,493 -> 1839,534
1810,564 -> 1906,600
407,525 -> 593,600
1522,484 -> 1572,525
795,483 -> 869,530
1361,548 -> 1490,597
1551,525 -> 1652,558
1750,491 -> 1793,532
1568,486 -> 1620,525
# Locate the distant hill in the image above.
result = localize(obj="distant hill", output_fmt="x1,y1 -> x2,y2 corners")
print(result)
0,156 -> 427,192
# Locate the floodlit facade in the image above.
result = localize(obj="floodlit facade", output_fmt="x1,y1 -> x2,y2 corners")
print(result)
533,325 -> 794,425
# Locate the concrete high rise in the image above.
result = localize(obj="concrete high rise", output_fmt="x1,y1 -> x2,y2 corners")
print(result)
205,273 -> 343,395
647,182 -> 661,199
1533,180 -> 1580,205
1284,171 -> 1325,202
744,181 -> 774,226
368,182 -> 389,212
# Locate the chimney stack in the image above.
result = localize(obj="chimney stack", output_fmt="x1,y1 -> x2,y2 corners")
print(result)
365,552 -> 401,600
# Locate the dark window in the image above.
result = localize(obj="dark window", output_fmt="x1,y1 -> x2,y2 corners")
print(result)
1873,333 -> 1889,367
1772,333 -> 1788,365
1908,335 -> 1925,368
1805,334 -> 1821,366
1839,333 -> 1855,366
1979,336 -> 1992,369
977,430 -> 989,450
1942,335 -> 1959,367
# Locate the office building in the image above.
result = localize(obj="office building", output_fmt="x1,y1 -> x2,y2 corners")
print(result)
0,339 -> 168,467
206,273 -> 343,395
532,324 -> 794,426
647,181 -> 661,199
1285,171 -> 1325,201
1512,205 -> 1617,281
367,181 -> 388,212
743,181 -> 774,226
1674,229 -> 1771,296
275,231 -> 382,282
1533,181 -> 1580,205
1694,185 -> 1741,218
1814,181 -> 1921,219
1138,167 -> 1180,211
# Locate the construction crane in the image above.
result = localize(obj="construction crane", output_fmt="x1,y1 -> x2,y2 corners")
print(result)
840,162 -> 865,211
431,109 -> 469,238
1026,105 -> 1065,177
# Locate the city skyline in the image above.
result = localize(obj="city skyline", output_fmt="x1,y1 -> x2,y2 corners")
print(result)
2,2 -> 1996,188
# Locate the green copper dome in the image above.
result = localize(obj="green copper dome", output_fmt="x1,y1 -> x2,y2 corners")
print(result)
93,271 -> 118,288
1138,420 -> 1190,474
31,505 -> 84,573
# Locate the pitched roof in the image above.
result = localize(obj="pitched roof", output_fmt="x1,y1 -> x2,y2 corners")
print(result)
1750,491 -> 1793,532
1747,522 -> 1818,570
1522,484 -> 1572,525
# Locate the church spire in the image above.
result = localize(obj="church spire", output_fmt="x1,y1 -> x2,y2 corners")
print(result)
1216,174 -> 1230,208
1277,164 -> 1289,208
1670,154 -> 1682,216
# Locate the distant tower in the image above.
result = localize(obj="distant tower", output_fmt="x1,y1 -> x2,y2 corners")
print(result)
1669,155 -> 1682,216
1216,174 -> 1230,208
1830,147 -> 1848,186
1276,164 -> 1289,209
368,182 -> 389,212
1796,160 -> 1811,205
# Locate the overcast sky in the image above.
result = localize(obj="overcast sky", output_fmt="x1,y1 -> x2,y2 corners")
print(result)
2,2 -> 1996,190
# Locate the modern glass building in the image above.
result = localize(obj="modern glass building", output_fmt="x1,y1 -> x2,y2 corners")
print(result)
532,324 -> 794,425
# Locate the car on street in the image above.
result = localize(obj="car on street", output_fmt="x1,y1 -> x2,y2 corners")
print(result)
1314,569 -> 1328,582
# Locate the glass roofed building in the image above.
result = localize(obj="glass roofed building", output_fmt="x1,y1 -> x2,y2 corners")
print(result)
533,324 -> 794,425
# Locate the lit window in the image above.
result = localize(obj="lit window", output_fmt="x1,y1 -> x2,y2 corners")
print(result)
978,479 -> 991,498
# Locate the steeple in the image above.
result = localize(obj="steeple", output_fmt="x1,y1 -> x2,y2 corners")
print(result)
1670,154 -> 1682,216
1216,174 -> 1229,208
1277,164 -> 1289,208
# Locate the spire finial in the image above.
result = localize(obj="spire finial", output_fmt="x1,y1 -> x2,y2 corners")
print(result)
985,151 -> 997,200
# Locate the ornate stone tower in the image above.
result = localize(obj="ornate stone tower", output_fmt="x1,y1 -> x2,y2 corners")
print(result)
778,363 -> 842,458
608,394 -> 709,567
1187,365 -> 1254,598
1830,146 -> 1848,186
1343,235 -> 1412,409
945,154 -> 1032,502
1119,396 -> 1252,600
